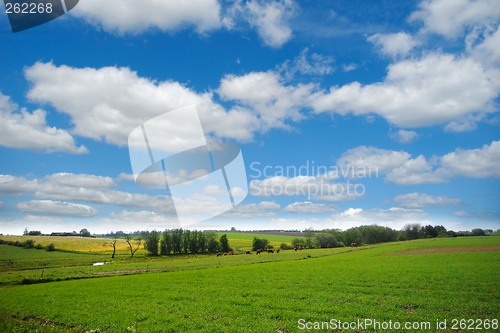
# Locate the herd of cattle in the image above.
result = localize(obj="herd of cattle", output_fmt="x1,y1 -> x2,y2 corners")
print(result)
215,243 -> 357,256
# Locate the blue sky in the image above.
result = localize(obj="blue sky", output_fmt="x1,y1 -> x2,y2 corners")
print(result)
1,0 -> 499,235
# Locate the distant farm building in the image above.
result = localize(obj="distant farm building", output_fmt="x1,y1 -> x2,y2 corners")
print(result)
50,232 -> 83,237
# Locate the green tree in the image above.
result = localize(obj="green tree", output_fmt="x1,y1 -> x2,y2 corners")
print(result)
471,228 -> 486,236
188,230 -> 198,254
162,229 -> 173,254
172,229 -> 183,254
23,228 -> 29,236
251,236 -> 269,251
144,230 -> 160,256
80,228 -> 91,237
303,227 -> 315,248
313,232 -> 338,248
220,234 -> 230,252
182,230 -> 190,253
197,231 -> 207,253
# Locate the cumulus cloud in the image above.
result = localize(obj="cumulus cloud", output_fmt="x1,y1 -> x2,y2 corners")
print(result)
0,173 -> 176,214
23,215 -> 65,223
218,70 -> 315,131
451,210 -> 473,217
385,193 -> 463,208
282,201 -> 340,214
367,32 -> 420,58
221,201 -> 280,218
337,146 -> 411,174
110,210 -> 177,223
15,200 -> 99,217
0,92 -> 87,154
312,53 -> 500,128
439,140 -> 500,178
233,0 -> 296,48
332,207 -> 430,222
409,0 -> 500,38
337,140 -> 500,185
24,62 -> 261,146
390,129 -> 419,143
71,0 -> 222,35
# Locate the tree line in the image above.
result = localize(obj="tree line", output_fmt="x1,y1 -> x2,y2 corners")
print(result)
143,229 -> 231,256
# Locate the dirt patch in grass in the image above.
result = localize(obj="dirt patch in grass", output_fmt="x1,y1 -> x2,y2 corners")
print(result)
380,244 -> 500,256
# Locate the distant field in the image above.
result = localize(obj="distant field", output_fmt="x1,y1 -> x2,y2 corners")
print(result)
0,232 -> 298,254
0,236 -> 499,332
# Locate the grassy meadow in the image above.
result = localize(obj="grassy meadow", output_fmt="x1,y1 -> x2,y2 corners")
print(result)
0,234 -> 499,332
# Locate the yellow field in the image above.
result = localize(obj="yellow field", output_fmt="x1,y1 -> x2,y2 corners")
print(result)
0,234 -> 292,254
0,235 -> 130,253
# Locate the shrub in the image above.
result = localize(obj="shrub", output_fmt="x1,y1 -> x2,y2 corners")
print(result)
280,243 -> 291,250
35,244 -> 43,250
46,243 -> 56,252
252,237 -> 269,251
24,240 -> 35,249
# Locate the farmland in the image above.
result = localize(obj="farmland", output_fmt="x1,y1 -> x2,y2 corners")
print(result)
0,235 -> 499,332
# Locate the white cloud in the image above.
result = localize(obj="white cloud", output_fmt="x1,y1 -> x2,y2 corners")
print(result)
0,93 -> 87,154
390,129 -> 419,143
43,173 -> 116,190
282,201 -> 340,214
24,62 -> 261,146
312,53 -> 500,128
110,210 -> 177,223
0,173 -> 176,214
218,70 -> 316,131
409,0 -> 500,38
440,140 -> 500,178
280,48 -> 335,78
23,215 -> 65,223
367,32 -> 420,58
333,207 -> 430,222
221,201 -> 280,218
337,146 -> 411,174
341,140 -> 500,185
385,155 -> 449,185
385,193 -> 463,208
15,200 -> 99,217
443,114 -> 483,132
342,64 -> 357,72
451,210 -> 473,217
238,0 -> 296,48
71,0 -> 222,35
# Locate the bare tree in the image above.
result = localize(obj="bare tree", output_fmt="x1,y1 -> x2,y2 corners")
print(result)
104,236 -> 119,259
125,235 -> 142,257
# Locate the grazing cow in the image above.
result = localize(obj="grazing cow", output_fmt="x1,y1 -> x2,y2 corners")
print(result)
294,247 -> 297,251
216,252 -> 221,257
276,249 -> 280,253
267,249 -> 274,254
299,247 -> 302,250
228,251 -> 234,256
256,249 -> 261,255
351,243 -> 357,248
246,250 -> 251,254
327,244 -> 331,248
223,253 -> 227,256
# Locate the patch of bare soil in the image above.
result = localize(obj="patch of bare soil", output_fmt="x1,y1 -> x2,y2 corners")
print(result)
380,244 -> 500,256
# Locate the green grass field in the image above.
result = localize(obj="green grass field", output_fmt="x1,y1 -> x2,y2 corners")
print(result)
0,235 -> 499,332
